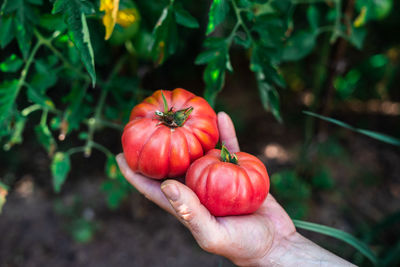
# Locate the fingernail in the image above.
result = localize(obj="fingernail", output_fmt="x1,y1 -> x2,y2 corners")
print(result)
161,183 -> 180,202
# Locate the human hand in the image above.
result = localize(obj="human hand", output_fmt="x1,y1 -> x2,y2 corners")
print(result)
116,112 -> 354,266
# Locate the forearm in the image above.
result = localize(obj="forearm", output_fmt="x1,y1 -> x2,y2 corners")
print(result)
256,232 -> 356,267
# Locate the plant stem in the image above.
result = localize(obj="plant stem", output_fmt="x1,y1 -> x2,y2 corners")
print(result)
15,41 -> 43,106
34,30 -> 90,82
230,0 -> 253,43
84,55 -> 128,156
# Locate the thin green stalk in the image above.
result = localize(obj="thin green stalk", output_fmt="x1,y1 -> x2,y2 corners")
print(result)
15,41 -> 43,103
66,146 -> 86,156
84,55 -> 128,156
231,0 -> 253,43
34,30 -> 90,82
330,0 -> 342,43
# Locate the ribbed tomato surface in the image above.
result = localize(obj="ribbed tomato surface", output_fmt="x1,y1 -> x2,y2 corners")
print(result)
122,88 -> 219,179
186,149 -> 270,216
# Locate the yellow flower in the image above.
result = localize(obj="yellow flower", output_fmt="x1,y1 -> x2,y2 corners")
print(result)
100,0 -> 139,40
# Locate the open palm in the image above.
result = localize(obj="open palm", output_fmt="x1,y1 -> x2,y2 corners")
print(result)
116,112 -> 296,266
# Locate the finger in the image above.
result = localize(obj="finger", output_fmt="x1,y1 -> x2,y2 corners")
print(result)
161,180 -> 223,252
116,154 -> 174,214
217,112 -> 240,152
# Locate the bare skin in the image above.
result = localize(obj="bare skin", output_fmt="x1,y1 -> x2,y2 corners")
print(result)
116,112 -> 355,266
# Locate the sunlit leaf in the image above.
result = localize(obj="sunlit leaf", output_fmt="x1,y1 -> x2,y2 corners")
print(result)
206,0 -> 230,35
303,111 -> 400,146
51,152 -> 71,193
52,0 -> 96,86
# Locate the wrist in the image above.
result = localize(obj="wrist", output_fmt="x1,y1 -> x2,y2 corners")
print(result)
250,232 -> 356,267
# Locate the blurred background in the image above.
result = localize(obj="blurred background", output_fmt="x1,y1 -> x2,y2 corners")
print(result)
0,0 -> 399,266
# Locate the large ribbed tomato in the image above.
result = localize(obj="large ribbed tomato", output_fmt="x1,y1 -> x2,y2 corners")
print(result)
122,88 -> 219,179
186,147 -> 270,216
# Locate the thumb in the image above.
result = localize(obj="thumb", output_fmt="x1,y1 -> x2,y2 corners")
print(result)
161,180 -> 222,252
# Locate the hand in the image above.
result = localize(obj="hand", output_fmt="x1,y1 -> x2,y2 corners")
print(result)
116,112 -> 354,266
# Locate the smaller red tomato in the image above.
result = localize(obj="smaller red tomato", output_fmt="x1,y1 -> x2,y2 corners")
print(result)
186,146 -> 270,216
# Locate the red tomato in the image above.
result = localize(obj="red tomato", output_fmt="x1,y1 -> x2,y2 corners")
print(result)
122,88 -> 219,179
185,148 -> 270,216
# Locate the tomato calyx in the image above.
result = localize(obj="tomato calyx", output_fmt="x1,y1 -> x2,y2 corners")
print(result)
220,145 -> 238,164
155,91 -> 193,128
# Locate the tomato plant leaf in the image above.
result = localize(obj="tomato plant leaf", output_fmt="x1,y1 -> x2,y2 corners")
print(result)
0,54 -> 23,73
150,4 -> 178,66
307,5 -> 319,32
0,80 -> 20,123
2,0 -> 40,59
0,15 -> 15,49
256,74 -> 282,122
174,3 -> 199,29
51,152 -> 71,193
35,123 -> 57,155
206,0 -> 230,35
303,111 -> 400,146
102,155 -> 132,209
52,0 -> 96,86
282,31 -> 316,61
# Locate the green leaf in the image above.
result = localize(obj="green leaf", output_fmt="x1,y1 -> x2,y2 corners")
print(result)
2,0 -> 39,59
303,111 -> 400,146
282,31 -> 316,61
39,14 -> 67,31
271,170 -> 310,219
174,4 -> 199,29
102,155 -> 132,209
0,15 -> 15,48
347,26 -> 367,50
206,0 -> 230,35
307,5 -> 319,32
52,0 -> 96,86
0,54 -> 23,72
202,40 -> 230,107
51,152 -> 71,193
312,166 -> 334,190
150,4 -> 178,66
35,124 -> 57,155
293,220 -> 378,265
27,0 -> 43,4
5,115 -> 26,149
256,74 -> 282,122
250,44 -> 285,86
0,79 -> 19,123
